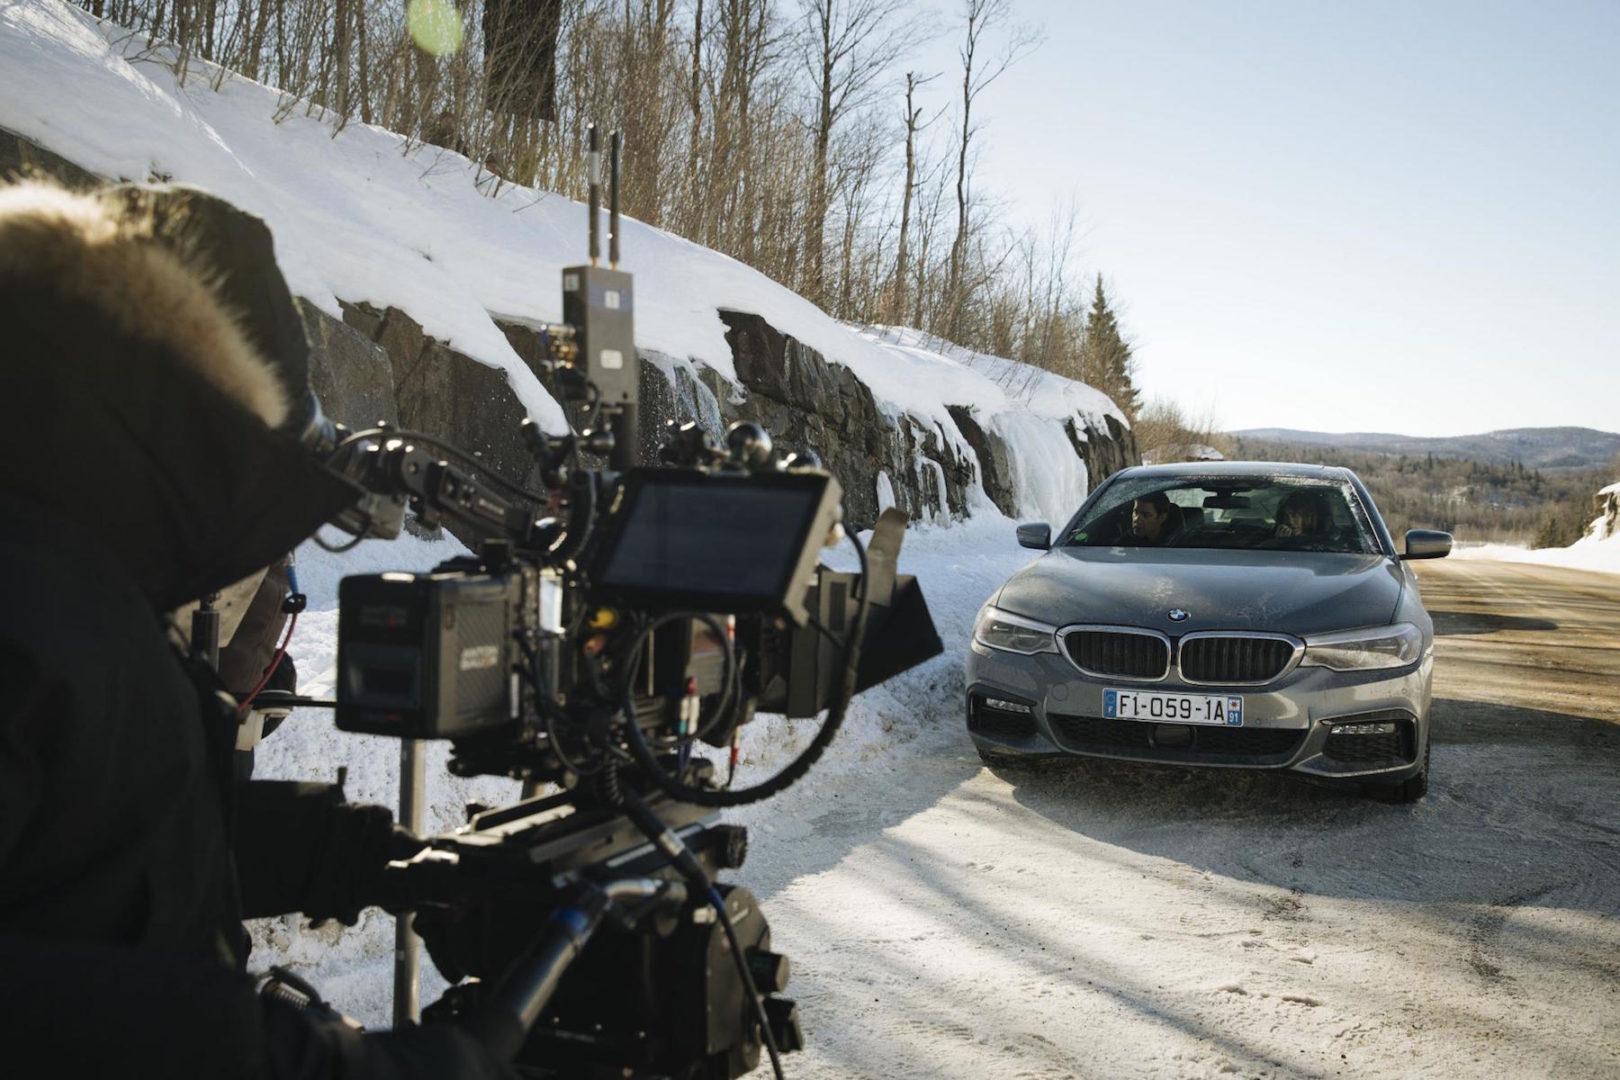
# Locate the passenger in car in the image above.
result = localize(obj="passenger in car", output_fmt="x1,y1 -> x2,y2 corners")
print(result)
1130,493 -> 1182,545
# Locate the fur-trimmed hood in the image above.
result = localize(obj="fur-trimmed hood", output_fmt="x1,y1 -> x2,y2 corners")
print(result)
0,180 -> 358,612
0,182 -> 290,427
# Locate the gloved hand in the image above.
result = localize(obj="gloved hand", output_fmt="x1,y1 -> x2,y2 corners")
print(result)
236,782 -> 427,924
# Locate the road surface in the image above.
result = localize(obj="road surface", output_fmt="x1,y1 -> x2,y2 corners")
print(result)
741,557 -> 1620,1079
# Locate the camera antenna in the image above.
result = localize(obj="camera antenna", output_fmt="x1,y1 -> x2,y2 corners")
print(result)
559,126 -> 637,468
608,129 -> 622,269
586,123 -> 601,266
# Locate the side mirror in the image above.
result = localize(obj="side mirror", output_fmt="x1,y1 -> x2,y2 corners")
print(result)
1016,522 -> 1052,550
1402,529 -> 1452,560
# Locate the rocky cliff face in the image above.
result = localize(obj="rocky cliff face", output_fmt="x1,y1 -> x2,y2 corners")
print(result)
708,311 -> 978,527
303,302 -> 1136,532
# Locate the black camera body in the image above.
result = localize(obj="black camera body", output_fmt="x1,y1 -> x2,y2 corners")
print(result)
313,129 -> 942,1079
322,427 -> 937,1080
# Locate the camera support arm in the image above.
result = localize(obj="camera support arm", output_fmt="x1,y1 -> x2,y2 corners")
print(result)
331,433 -> 544,546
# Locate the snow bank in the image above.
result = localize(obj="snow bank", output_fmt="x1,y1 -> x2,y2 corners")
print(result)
0,1 -> 568,430
1449,477 -> 1620,576
1451,537 -> 1620,575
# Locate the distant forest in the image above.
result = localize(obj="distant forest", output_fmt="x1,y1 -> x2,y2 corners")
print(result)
1224,438 -> 1614,548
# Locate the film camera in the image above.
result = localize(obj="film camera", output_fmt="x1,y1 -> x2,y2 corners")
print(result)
298,128 -> 941,1079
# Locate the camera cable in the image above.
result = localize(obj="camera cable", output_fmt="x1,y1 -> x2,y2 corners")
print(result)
237,561 -> 309,717
616,787 -> 787,1080
237,612 -> 298,717
522,642 -> 604,778
312,526 -> 367,554
616,529 -> 870,808
619,611 -> 740,751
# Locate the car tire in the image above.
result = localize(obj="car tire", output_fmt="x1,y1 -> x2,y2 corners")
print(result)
1374,740 -> 1430,803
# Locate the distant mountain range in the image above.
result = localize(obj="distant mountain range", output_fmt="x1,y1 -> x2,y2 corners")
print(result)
1226,427 -> 1620,472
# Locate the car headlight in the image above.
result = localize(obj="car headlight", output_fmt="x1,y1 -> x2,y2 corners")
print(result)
1300,623 -> 1423,671
973,606 -> 1059,655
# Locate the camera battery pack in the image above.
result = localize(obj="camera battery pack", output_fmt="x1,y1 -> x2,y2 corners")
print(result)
335,571 -> 522,739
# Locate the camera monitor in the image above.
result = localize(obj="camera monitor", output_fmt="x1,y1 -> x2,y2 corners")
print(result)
591,468 -> 843,625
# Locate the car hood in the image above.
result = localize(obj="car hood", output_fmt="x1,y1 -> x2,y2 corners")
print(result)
994,547 -> 1404,637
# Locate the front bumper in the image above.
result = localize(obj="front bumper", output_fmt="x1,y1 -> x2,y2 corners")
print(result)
964,639 -> 1432,781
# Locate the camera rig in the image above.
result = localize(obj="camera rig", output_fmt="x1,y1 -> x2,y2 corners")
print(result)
287,126 -> 941,1079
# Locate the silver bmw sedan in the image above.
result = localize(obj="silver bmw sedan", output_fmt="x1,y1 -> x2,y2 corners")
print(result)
965,462 -> 1452,801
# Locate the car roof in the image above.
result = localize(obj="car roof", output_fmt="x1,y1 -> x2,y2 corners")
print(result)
1113,460 -> 1359,483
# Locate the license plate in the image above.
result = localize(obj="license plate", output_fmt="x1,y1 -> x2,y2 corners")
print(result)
1104,688 -> 1244,726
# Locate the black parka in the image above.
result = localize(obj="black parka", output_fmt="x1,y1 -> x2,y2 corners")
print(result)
0,181 -> 509,1078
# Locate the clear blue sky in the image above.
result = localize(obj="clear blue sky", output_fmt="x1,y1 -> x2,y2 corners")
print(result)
916,0 -> 1619,436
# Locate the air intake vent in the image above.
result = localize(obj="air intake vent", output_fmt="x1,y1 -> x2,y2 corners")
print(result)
1179,635 -> 1297,684
1063,630 -> 1169,680
1048,714 -> 1305,761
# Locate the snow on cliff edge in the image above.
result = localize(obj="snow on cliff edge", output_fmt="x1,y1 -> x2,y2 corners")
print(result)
855,326 -> 1125,524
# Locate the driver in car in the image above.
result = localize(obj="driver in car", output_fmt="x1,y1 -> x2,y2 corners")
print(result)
1273,490 -> 1332,541
1130,493 -> 1181,546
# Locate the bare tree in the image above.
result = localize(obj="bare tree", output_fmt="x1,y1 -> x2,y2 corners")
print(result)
1134,396 -> 1222,464
685,0 -> 704,184
827,116 -> 888,319
889,69 -> 940,325
909,149 -> 951,328
944,0 -> 1037,339
793,0 -> 916,307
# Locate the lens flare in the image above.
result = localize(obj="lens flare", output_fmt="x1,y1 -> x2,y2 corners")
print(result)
407,0 -> 464,57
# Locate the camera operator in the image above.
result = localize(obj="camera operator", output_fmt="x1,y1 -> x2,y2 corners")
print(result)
0,180 -> 512,1078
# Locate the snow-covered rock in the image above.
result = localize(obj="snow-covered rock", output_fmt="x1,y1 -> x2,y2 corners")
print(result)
1591,480 -> 1620,542
858,327 -> 1136,523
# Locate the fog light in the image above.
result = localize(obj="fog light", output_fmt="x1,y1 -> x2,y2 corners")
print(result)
1333,721 -> 1397,736
983,697 -> 1032,714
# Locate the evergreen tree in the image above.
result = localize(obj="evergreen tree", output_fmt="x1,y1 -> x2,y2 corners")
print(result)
1080,275 -> 1140,419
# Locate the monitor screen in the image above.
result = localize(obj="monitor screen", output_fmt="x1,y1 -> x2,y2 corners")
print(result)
594,470 -> 837,618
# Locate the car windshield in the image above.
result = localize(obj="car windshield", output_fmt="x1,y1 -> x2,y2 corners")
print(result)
1062,474 -> 1381,554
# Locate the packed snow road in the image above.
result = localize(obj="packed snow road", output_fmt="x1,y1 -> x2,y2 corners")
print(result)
735,554 -> 1620,1080
257,526 -> 1620,1078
